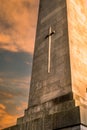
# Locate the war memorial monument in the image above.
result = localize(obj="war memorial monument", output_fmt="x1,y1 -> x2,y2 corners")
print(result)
3,0 -> 87,129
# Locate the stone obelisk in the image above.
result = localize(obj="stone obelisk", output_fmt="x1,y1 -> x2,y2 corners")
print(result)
29,0 -> 72,107
3,0 -> 87,130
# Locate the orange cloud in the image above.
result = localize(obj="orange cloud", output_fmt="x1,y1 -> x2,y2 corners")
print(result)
0,76 -> 30,129
0,101 -> 27,129
0,104 -> 5,110
0,109 -> 17,130
0,104 -> 18,129
0,91 -> 13,98
0,0 -> 39,53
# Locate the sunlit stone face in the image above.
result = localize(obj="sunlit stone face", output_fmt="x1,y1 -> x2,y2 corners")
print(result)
67,0 -> 87,104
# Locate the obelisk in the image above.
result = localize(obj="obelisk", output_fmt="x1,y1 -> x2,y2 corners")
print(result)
3,0 -> 87,130
29,0 -> 72,107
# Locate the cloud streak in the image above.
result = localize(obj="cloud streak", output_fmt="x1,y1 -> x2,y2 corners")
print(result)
0,0 -> 39,53
0,106 -> 18,129
0,75 -> 31,129
0,49 -> 32,77
0,36 -> 33,129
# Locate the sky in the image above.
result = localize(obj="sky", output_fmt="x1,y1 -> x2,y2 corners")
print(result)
0,0 -> 39,129
0,0 -> 87,129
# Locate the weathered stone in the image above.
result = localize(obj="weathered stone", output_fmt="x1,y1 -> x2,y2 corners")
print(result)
29,0 -> 72,107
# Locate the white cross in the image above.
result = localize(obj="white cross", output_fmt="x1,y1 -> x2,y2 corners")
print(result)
45,27 -> 55,73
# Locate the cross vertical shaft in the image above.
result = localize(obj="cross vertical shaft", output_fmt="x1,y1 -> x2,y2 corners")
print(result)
48,27 -> 52,73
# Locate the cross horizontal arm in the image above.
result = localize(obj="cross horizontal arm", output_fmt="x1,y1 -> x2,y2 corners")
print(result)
45,30 -> 55,39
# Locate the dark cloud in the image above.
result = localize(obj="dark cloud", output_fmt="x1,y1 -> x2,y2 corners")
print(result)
0,2 -> 15,33
0,48 -> 32,116
0,49 -> 33,78
0,43 -> 9,46
0,78 -> 29,115
22,0 -> 39,10
0,77 -> 30,116
0,15 -> 14,31
0,79 -> 29,99
22,1 -> 31,9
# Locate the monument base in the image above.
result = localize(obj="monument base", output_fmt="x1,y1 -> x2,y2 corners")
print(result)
55,125 -> 87,130
3,97 -> 87,130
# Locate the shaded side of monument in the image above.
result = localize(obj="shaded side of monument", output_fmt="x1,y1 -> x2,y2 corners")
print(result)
3,0 -> 87,130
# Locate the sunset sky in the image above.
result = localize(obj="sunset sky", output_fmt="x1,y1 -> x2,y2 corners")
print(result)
0,0 -> 39,129
0,0 -> 87,129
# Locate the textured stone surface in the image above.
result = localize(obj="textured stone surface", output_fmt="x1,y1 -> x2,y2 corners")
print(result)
29,0 -> 72,107
4,124 -> 87,130
54,125 -> 87,130
67,0 -> 87,103
3,106 -> 87,130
